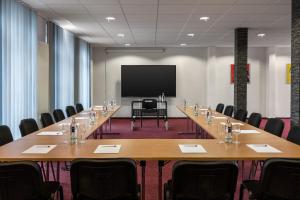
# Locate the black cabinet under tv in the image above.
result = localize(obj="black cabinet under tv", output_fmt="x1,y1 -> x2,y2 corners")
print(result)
131,100 -> 168,131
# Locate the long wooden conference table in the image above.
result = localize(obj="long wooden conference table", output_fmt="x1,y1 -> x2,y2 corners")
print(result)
0,105 -> 300,200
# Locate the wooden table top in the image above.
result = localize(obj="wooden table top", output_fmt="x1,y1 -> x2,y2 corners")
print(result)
0,105 -> 300,162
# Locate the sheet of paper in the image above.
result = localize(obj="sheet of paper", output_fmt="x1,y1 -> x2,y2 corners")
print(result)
220,122 -> 244,126
214,117 -> 227,120
94,145 -> 121,154
232,122 -> 244,126
75,117 -> 89,120
37,131 -> 63,136
179,144 -> 207,153
240,130 -> 260,134
22,145 -> 57,154
247,144 -> 282,153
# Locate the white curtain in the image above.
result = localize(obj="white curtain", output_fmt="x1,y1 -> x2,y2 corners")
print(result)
0,0 -> 37,139
78,39 -> 91,109
52,24 -> 75,110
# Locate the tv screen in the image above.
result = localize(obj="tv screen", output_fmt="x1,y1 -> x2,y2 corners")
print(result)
121,65 -> 176,97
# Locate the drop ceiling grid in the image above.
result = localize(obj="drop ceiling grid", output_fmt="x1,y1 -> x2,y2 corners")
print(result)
23,0 -> 292,47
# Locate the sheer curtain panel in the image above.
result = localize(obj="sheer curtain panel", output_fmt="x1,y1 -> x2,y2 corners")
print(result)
0,0 -> 38,139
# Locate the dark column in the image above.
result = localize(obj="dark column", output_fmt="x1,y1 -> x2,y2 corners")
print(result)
234,28 -> 248,111
291,0 -> 300,126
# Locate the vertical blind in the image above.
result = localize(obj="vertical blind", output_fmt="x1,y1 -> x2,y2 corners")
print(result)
78,39 -> 91,109
49,23 -> 75,110
0,0 -> 37,139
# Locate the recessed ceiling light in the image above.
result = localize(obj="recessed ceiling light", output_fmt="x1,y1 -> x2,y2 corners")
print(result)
125,43 -> 131,46
180,43 -> 187,46
117,33 -> 125,37
200,16 -> 210,22
187,33 -> 195,37
257,33 -> 266,38
105,16 -> 116,22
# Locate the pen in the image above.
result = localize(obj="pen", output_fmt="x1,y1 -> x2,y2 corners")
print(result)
102,145 -> 117,147
254,144 -> 268,147
184,145 -> 198,147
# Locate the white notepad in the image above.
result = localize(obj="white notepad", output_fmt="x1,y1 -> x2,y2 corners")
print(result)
22,145 -> 57,154
214,117 -> 227,119
37,131 -> 63,136
94,145 -> 121,154
220,122 -> 244,126
247,144 -> 282,153
240,130 -> 260,134
179,144 -> 207,153
75,117 -> 89,120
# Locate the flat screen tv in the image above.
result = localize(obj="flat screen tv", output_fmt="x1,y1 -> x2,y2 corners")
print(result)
121,65 -> 176,97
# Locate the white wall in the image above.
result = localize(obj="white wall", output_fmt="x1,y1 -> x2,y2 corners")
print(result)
93,48 -> 207,117
92,46 -> 291,118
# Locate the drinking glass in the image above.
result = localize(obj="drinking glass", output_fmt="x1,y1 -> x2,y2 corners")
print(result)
79,122 -> 88,144
233,124 -> 241,144
217,122 -> 226,144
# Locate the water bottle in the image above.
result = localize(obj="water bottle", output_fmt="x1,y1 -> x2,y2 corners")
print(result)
206,106 -> 212,124
224,118 -> 233,144
161,92 -> 165,102
70,117 -> 78,145
193,104 -> 199,116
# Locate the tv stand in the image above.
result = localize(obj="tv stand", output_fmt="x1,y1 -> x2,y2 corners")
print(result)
131,100 -> 168,131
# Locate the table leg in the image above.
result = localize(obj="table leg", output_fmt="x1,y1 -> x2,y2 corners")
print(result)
56,162 -> 60,182
45,162 -> 50,181
140,161 -> 146,200
109,118 -> 112,132
158,160 -> 165,200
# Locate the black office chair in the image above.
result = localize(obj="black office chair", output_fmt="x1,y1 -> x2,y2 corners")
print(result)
240,158 -> 300,200
66,106 -> 77,117
71,158 -> 140,200
19,118 -> 39,137
224,105 -> 234,117
216,103 -> 224,113
0,161 -> 63,200
233,109 -> 248,122
0,125 -> 13,146
53,109 -> 66,122
248,113 -> 262,128
264,118 -> 284,137
141,99 -> 159,128
76,103 -> 84,113
164,161 -> 239,200
287,126 -> 300,145
40,113 -> 55,128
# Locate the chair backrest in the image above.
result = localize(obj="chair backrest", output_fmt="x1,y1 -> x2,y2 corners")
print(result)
19,118 -> 39,137
248,112 -> 262,128
53,109 -> 65,122
40,113 -> 54,128
171,161 -> 238,200
66,106 -> 77,117
71,158 -> 139,200
0,125 -> 13,146
0,161 -> 44,200
224,105 -> 234,117
216,103 -> 224,113
287,126 -> 300,145
233,109 -> 248,122
264,118 -> 284,137
142,99 -> 157,110
76,103 -> 84,113
259,158 -> 300,199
